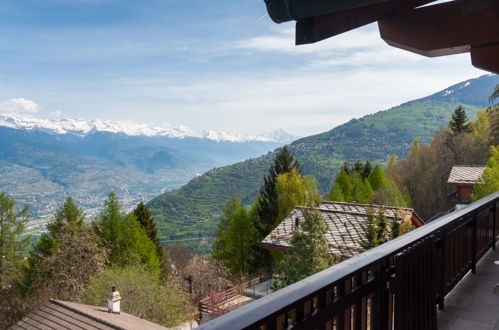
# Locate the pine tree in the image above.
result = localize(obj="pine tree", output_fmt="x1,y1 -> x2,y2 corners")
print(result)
133,202 -> 162,258
368,164 -> 387,191
359,209 -> 378,250
0,192 -> 29,289
255,146 -> 299,237
329,168 -> 353,201
361,160 -> 373,180
212,196 -> 243,261
274,209 -> 335,288
375,209 -> 388,245
45,197 -> 85,247
223,205 -> 258,277
94,192 -> 160,273
449,105 -> 472,134
386,155 -> 397,174
389,216 -> 400,240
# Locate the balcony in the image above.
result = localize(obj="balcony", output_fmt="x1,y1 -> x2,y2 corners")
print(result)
198,192 -> 499,330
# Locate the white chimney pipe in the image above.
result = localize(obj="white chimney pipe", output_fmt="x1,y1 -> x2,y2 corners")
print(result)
108,285 -> 121,314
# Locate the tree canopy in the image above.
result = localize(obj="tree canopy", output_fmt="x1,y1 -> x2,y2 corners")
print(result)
93,192 -> 160,273
0,192 -> 29,289
255,146 -> 300,237
472,146 -> 499,202
276,168 -> 322,221
273,209 -> 335,288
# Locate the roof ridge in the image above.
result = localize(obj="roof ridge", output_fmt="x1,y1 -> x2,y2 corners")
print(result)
295,206 -> 410,219
320,201 -> 414,211
452,165 -> 485,167
50,300 -> 125,330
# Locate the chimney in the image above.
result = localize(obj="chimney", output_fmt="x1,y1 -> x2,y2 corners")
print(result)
108,285 -> 121,314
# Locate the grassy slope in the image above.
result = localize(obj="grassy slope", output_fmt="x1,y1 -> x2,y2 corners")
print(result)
149,75 -> 499,240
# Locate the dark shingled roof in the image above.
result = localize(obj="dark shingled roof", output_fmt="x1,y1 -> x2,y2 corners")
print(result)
262,201 -> 421,258
447,165 -> 485,185
10,299 -> 168,330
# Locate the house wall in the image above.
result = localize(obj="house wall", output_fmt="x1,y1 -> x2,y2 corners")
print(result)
458,185 -> 474,198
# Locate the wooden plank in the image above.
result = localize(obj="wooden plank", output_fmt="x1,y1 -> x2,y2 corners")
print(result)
296,0 -> 436,44
378,0 -> 499,57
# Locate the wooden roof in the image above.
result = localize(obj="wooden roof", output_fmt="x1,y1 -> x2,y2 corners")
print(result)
263,0 -> 499,74
262,201 -> 423,258
11,300 -> 168,330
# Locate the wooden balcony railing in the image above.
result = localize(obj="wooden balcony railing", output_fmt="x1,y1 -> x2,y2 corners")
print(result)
199,192 -> 499,330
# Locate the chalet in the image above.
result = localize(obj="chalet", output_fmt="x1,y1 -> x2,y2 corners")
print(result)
447,165 -> 485,204
261,201 -> 424,259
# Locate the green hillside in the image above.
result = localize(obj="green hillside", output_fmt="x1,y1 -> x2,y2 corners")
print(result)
148,75 -> 499,241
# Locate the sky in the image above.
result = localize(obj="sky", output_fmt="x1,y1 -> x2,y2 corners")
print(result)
0,0 -> 487,136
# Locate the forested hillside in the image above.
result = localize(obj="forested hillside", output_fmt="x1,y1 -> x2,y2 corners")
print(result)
148,74 -> 499,241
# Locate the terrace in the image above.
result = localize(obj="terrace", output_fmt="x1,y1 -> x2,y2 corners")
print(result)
199,192 -> 499,329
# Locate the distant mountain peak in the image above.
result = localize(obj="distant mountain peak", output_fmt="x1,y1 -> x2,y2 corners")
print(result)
0,113 -> 297,143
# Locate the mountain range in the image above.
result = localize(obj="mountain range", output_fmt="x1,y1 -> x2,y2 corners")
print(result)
146,74 -> 499,242
0,115 -> 296,226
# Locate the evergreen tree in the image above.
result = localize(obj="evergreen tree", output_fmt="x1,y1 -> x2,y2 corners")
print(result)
368,164 -> 387,191
275,168 -> 322,221
32,197 -> 86,260
224,206 -> 258,277
359,208 -> 390,251
212,196 -> 243,261
389,216 -> 400,240
0,192 -> 29,289
133,202 -> 162,258
375,209 -> 388,245
386,155 -> 398,174
255,146 -> 299,237
329,183 -> 345,202
359,210 -> 378,250
274,209 -> 335,288
361,160 -> 373,180
94,192 -> 160,273
373,179 -> 410,207
329,168 -> 353,201
449,106 -> 472,134
50,197 -> 85,231
351,172 -> 374,203
472,146 -> 499,201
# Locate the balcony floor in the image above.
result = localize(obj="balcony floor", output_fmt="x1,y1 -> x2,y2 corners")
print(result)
438,244 -> 499,330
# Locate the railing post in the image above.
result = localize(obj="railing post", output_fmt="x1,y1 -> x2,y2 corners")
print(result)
471,215 -> 477,274
492,203 -> 497,250
372,262 -> 389,330
437,235 -> 446,311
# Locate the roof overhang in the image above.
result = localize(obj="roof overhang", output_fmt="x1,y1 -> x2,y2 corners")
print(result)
263,0 -> 499,74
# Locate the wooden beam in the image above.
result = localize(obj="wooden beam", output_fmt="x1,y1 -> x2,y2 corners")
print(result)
265,0 -> 390,24
378,0 -> 499,57
296,0 -> 436,45
471,44 -> 499,74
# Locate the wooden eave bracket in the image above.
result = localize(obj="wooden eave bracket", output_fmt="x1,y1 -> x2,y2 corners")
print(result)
378,0 -> 499,73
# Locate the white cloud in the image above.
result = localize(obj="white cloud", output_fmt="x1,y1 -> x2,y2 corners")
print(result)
235,25 -> 384,57
0,98 -> 41,115
49,110 -> 63,119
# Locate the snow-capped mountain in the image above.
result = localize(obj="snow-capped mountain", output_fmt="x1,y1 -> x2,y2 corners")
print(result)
0,113 -> 298,143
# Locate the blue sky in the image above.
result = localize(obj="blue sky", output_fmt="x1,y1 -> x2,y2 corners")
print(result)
0,0 -> 486,136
